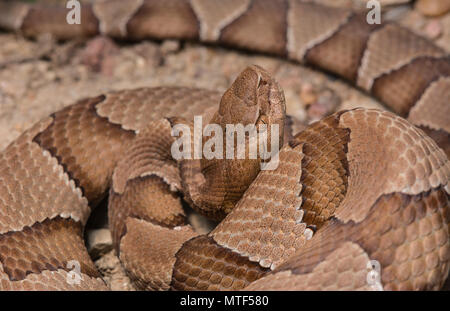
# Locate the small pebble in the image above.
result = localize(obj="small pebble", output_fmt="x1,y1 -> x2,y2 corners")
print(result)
87,228 -> 113,259
424,20 -> 443,39
160,40 -> 181,55
80,36 -> 118,75
415,0 -> 450,17
305,87 -> 340,122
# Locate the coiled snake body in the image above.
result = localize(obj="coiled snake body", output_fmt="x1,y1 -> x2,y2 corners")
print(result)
0,0 -> 449,290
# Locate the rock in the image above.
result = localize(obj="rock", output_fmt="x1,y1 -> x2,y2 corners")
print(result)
415,0 -> 450,17
87,228 -> 113,260
424,20 -> 443,39
160,40 -> 181,55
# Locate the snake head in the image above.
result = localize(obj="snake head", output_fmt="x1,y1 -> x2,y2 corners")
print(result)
217,65 -> 286,143
194,65 -> 287,218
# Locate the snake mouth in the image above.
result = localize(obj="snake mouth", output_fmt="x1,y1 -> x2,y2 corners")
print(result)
256,70 -> 286,127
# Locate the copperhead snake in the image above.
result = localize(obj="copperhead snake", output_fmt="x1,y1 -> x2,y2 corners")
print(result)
0,0 -> 449,291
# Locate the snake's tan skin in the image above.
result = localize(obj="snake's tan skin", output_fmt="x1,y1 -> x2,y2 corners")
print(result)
416,0 -> 450,16
0,0 -> 449,291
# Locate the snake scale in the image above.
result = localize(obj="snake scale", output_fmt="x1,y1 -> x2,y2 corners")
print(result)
0,0 -> 449,291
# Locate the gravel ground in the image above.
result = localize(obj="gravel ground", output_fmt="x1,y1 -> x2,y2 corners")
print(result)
0,0 -> 448,290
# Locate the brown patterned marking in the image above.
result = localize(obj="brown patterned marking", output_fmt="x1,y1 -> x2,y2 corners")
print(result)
408,76 -> 450,134
210,141 -> 308,270
126,0 -> 199,40
0,1 -> 29,31
119,219 -> 198,291
357,23 -> 444,91
171,235 -> 268,290
92,0 -> 144,38
372,57 -> 450,117
220,0 -> 288,56
109,176 -> 186,252
190,0 -> 252,42
109,119 -> 186,250
245,242 -> 373,291
293,113 -> 350,229
336,109 -> 450,223
286,0 -> 352,62
21,5 -> 99,39
0,117 -> 91,234
0,217 -> 99,281
275,189 -> 450,291
95,87 -> 221,132
305,13 -> 380,82
33,96 -> 136,204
